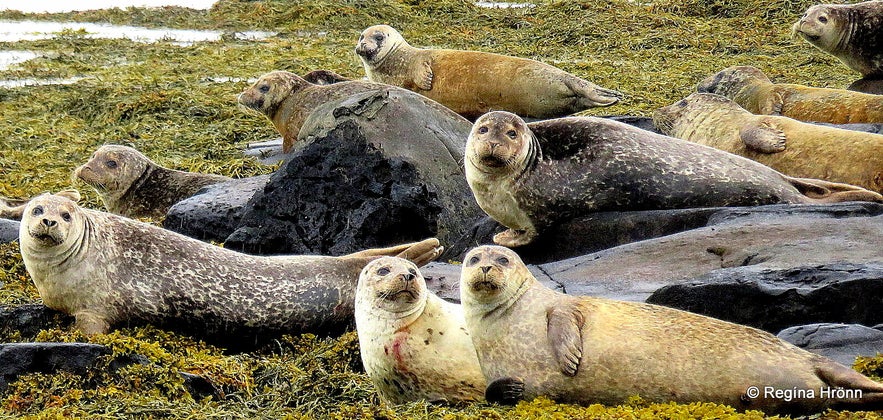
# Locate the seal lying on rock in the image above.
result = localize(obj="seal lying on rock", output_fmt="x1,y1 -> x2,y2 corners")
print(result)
73,145 -> 229,219
697,66 -> 883,124
793,1 -> 883,78
355,257 -> 485,404
465,111 -> 882,247
0,189 -> 80,220
654,93 -> 883,193
460,245 -> 883,415
355,25 -> 622,120
18,193 -> 443,348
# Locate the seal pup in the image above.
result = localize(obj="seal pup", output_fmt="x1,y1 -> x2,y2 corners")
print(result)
1,189 -> 80,220
793,1 -> 883,78
465,111 -> 882,247
237,70 -> 381,153
697,66 -> 883,124
654,93 -> 883,193
355,257 -> 485,404
18,193 -> 443,348
460,245 -> 883,415
354,25 -> 623,120
73,144 -> 230,219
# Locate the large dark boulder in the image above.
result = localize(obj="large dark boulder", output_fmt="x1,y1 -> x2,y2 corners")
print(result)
848,76 -> 883,95
224,87 -> 482,255
0,219 -> 18,244
0,342 -> 111,390
778,323 -> 883,367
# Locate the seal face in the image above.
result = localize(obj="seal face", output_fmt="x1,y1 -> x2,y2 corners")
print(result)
355,257 -> 485,404
654,93 -> 883,193
18,193 -> 443,348
73,144 -> 229,219
793,1 -> 883,77
355,25 -> 623,120
697,66 -> 883,124
465,111 -> 883,247
460,245 -> 883,415
1,189 -> 80,221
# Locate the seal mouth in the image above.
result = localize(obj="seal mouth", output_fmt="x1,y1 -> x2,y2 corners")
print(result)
471,279 -> 500,292
355,45 -> 377,62
480,155 -> 509,168
29,230 -> 62,246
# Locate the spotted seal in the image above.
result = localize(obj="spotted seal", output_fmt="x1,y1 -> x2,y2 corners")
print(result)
355,25 -> 623,120
465,111 -> 883,247
18,193 -> 443,347
793,1 -> 883,77
697,66 -> 883,124
73,144 -> 230,219
460,245 -> 883,415
355,257 -> 485,404
1,189 -> 80,220
654,93 -> 883,193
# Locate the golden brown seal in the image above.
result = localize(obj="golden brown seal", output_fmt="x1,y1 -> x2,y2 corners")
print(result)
793,1 -> 883,77
355,257 -> 485,404
654,93 -> 883,193
355,25 -> 623,120
697,66 -> 883,124
460,245 -> 883,415
18,193 -> 443,349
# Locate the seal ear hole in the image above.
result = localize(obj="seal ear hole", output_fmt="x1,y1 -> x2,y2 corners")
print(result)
258,85 -> 270,93
61,212 -> 71,222
377,267 -> 390,276
478,126 -> 488,134
32,206 -> 43,216
468,256 -> 480,265
496,256 -> 510,265
105,160 -> 117,169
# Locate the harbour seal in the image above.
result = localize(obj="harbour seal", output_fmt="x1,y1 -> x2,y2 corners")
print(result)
697,66 -> 883,124
1,189 -> 80,220
654,93 -> 883,193
355,257 -> 485,404
73,144 -> 230,219
460,245 -> 883,415
354,25 -> 623,120
793,1 -> 883,77
237,70 -> 381,153
18,193 -> 443,348
465,111 -> 883,247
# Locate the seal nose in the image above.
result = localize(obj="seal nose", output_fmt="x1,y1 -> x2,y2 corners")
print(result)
42,218 -> 56,227
481,266 -> 492,274
489,142 -> 501,150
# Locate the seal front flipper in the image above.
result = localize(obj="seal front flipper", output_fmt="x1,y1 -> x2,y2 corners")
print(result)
74,311 -> 111,335
738,120 -> 787,153
759,89 -> 785,115
485,377 -> 525,405
414,60 -> 433,91
547,301 -> 585,376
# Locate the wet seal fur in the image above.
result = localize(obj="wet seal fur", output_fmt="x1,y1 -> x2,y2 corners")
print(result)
793,1 -> 883,77
73,145 -> 229,219
355,25 -> 623,120
697,66 -> 883,124
238,70 -> 382,153
654,93 -> 883,193
1,189 -> 80,220
460,245 -> 883,415
355,257 -> 485,404
465,111 -> 883,247
18,193 -> 443,348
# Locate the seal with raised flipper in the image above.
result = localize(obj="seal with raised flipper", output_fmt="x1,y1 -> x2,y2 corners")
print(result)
697,65 -> 883,124
18,193 -> 443,349
465,111 -> 883,247
653,93 -> 883,193
354,25 -> 623,120
460,245 -> 883,415
73,144 -> 230,219
793,1 -> 883,78
355,256 -> 485,404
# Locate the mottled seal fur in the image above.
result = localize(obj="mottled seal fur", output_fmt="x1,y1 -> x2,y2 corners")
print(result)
355,25 -> 623,120
302,69 -> 350,85
697,66 -> 883,124
460,245 -> 883,415
18,193 -> 443,347
465,111 -> 882,247
355,257 -> 485,404
654,93 -> 883,193
1,189 -> 80,220
73,145 -> 229,219
238,70 -> 381,153
793,1 -> 883,77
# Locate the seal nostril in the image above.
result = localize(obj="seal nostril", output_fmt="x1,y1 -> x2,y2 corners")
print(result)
403,273 -> 415,282
42,218 -> 56,227
481,266 -> 492,274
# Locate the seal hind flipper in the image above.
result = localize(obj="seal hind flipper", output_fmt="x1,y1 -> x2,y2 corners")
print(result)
815,357 -> 883,411
786,176 -> 883,203
547,301 -> 586,377
564,77 -> 623,108
493,229 -> 537,248
344,238 -> 442,267
739,120 -> 787,153
485,377 -> 525,405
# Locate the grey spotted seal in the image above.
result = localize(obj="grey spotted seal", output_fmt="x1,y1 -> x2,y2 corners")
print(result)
654,93 -> 883,193
18,193 -> 443,348
793,1 -> 883,77
697,66 -> 883,124
0,189 -> 80,220
355,257 -> 485,404
460,245 -> 883,415
73,144 -> 230,219
354,25 -> 623,120
237,70 -> 381,153
465,111 -> 883,247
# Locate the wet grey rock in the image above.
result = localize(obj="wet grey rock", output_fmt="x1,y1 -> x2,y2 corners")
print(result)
243,139 -> 284,165
164,175 -> 271,243
0,219 -> 18,244
0,304 -> 72,339
778,323 -> 883,367
0,342 -> 110,390
813,122 -> 883,134
848,76 -> 883,95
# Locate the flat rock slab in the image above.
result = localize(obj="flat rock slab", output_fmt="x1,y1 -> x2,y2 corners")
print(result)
778,323 -> 883,367
0,305 -> 72,339
0,219 -> 18,244
0,342 -> 110,389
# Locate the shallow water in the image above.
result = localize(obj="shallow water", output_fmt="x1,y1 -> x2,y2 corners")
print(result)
0,50 -> 38,71
0,0 -> 216,13
0,20 -> 272,45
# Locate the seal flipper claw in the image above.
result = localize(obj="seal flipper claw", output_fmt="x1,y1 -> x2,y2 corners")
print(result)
485,377 -> 525,405
786,176 -> 883,203
547,302 -> 585,376
739,121 -> 787,153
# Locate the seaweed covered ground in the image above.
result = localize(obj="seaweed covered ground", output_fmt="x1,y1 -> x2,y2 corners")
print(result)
1,0 -> 882,418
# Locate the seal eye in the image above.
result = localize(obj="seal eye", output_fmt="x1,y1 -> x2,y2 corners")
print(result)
259,84 -> 270,93
506,130 -> 517,139
106,160 -> 117,169
468,256 -> 480,265
373,34 -> 384,42
61,212 -> 71,222
409,268 -> 417,276
478,126 -> 488,134
496,257 -> 510,265
677,100 -> 687,108
32,206 -> 43,216
377,267 -> 390,276
818,15 -> 827,23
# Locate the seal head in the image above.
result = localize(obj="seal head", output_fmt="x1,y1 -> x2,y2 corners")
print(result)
697,66 -> 771,98
20,194 -> 82,249
74,145 -> 150,210
357,257 -> 426,317
793,1 -> 883,77
238,70 -> 309,117
355,24 -> 403,66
